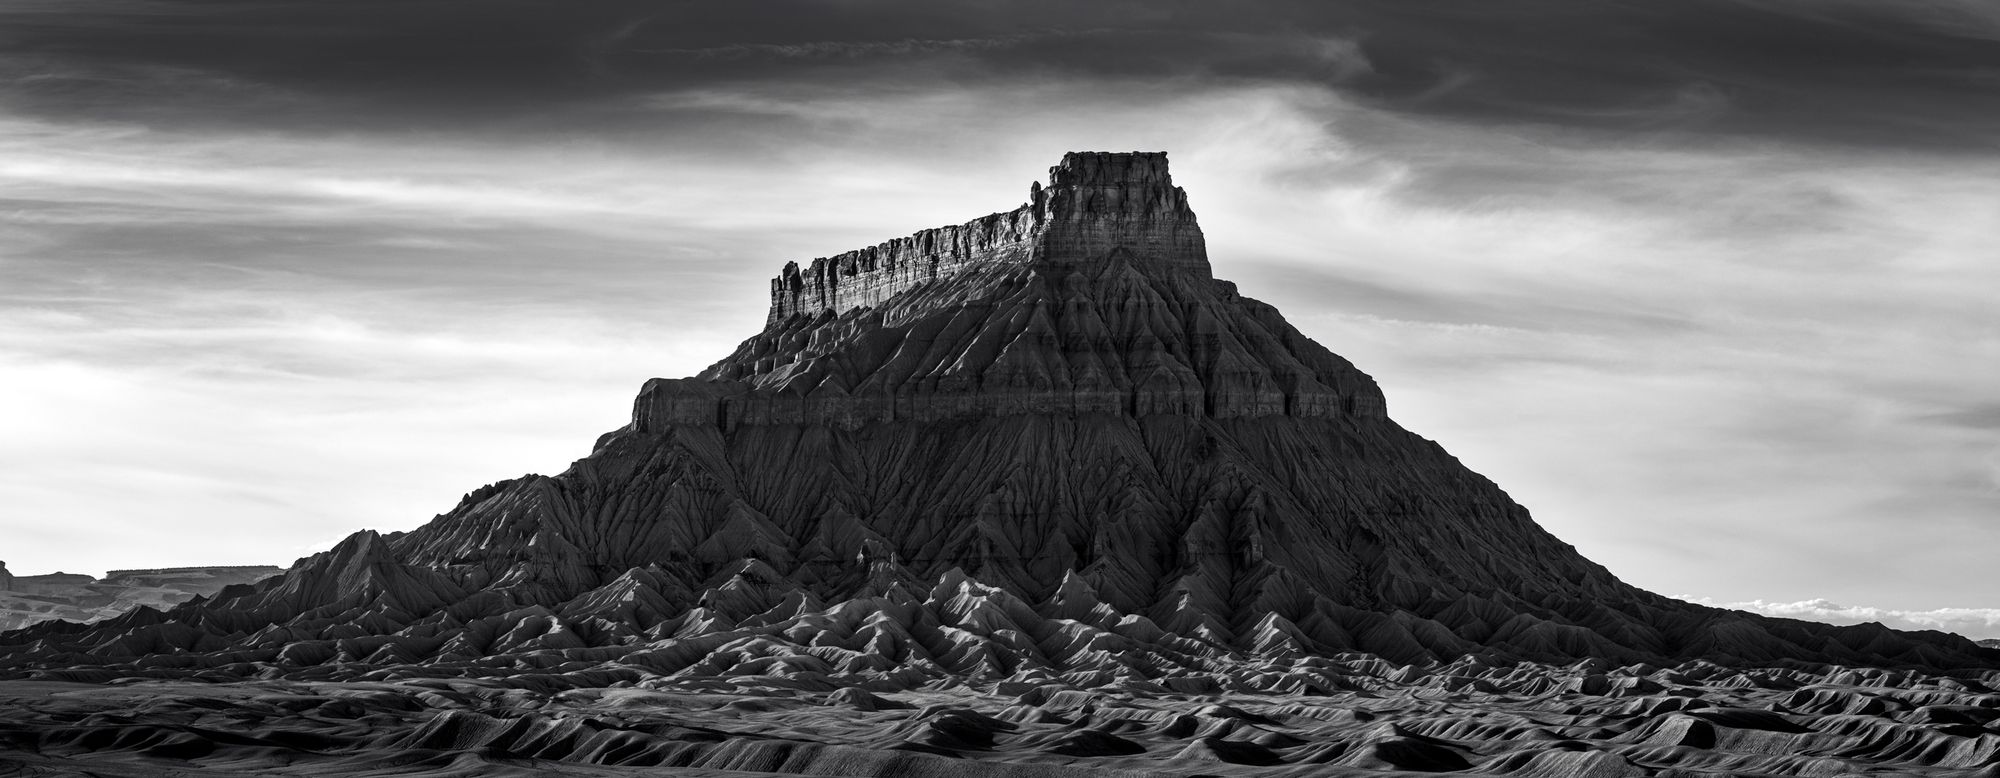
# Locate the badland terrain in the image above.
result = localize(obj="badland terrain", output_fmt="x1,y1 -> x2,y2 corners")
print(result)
3,153 -> 1994,777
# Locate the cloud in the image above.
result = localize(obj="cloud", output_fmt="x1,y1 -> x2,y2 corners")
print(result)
1170,90 -> 2000,608
635,33 -> 1050,61
1684,597 -> 2000,641
2,0 -> 1997,147
1919,404 -> 2000,431
0,286 -> 739,576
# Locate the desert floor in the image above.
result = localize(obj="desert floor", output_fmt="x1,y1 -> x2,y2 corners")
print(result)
3,662 -> 1999,778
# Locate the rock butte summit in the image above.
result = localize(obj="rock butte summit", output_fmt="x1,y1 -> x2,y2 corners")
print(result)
2,152 -> 1993,691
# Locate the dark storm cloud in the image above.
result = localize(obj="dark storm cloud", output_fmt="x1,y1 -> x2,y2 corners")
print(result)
4,0 -> 1998,146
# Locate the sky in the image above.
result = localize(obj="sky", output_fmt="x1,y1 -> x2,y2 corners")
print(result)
2,0 -> 1997,639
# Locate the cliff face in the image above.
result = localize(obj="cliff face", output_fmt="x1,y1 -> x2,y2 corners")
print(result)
2,152 -> 1992,687
688,153 -> 1366,429
768,152 -> 1205,325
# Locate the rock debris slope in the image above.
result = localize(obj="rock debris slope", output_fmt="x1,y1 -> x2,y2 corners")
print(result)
2,152 -> 1992,692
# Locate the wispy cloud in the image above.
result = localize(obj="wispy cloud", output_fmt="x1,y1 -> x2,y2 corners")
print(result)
1172,88 -> 2000,609
637,33 -> 1049,60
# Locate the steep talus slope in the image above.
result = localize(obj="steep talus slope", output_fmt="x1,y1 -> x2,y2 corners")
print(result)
2,152 -> 1992,692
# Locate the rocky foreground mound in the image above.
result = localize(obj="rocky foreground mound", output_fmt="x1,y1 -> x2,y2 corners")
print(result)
2,152 -> 1996,777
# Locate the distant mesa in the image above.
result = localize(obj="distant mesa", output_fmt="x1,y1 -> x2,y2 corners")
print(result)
3,151 -> 1994,690
0,563 -> 283,633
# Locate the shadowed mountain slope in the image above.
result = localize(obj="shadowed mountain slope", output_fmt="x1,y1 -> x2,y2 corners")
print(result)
3,152 -> 1992,690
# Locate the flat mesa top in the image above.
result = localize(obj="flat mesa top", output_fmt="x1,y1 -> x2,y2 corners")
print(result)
765,150 -> 1206,324
1046,151 -> 1176,186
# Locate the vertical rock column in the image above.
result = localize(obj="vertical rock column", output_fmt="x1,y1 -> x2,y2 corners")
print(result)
1038,151 -> 1210,277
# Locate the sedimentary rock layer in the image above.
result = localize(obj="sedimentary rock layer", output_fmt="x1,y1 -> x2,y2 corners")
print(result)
768,152 -> 1203,324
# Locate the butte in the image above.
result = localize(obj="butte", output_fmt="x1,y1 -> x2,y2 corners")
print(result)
2,152 -> 1992,686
